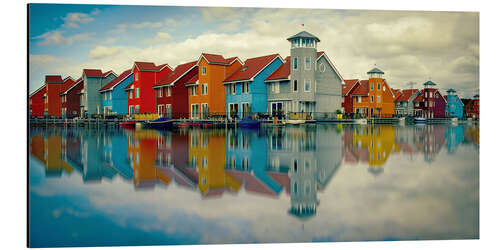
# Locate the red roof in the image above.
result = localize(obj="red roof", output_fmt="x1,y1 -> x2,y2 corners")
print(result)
59,77 -> 76,94
83,69 -> 103,77
265,56 -> 290,81
413,92 -> 424,102
185,74 -> 198,85
134,62 -> 158,71
201,53 -> 229,64
342,79 -> 359,96
224,57 -> 239,64
155,63 -> 172,71
223,54 -> 281,83
60,77 -> 83,95
395,89 -> 419,102
156,61 -> 197,86
226,170 -> 277,197
100,69 -> 132,92
45,75 -> 63,83
351,80 -> 369,96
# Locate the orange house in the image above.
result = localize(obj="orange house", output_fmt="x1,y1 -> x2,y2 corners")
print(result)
45,75 -> 64,117
349,67 -> 395,118
186,53 -> 242,119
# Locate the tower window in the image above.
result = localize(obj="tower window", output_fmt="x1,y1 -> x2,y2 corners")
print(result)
305,57 -> 311,70
293,57 -> 298,70
293,80 -> 298,92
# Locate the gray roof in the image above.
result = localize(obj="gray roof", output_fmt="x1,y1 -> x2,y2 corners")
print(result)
447,88 -> 456,93
473,94 -> 479,98
287,31 -> 320,42
423,80 -> 437,86
367,67 -> 384,74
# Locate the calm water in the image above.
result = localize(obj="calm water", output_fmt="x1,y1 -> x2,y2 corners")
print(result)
28,123 -> 479,247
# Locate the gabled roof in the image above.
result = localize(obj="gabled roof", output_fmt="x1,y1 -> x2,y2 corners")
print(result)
83,69 -> 103,77
351,80 -> 369,96
198,53 -> 243,66
29,84 -> 46,98
45,75 -> 63,83
287,31 -> 320,42
342,79 -> 359,96
59,77 -> 75,93
60,77 -> 83,96
103,70 -> 117,77
155,61 -> 197,87
223,54 -> 284,84
63,76 -> 74,82
413,92 -> 424,102
100,69 -> 132,92
184,74 -> 198,86
395,89 -> 419,102
133,62 -> 172,72
124,81 -> 134,90
265,56 -> 290,82
316,51 -> 344,82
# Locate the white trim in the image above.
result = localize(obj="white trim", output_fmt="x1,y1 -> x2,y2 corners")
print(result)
63,76 -> 75,82
343,79 -> 360,97
103,70 -> 117,78
29,84 -> 46,98
157,64 -> 173,72
60,78 -> 84,96
292,57 -> 298,71
99,71 -> 132,93
304,78 -> 311,92
316,53 -> 344,82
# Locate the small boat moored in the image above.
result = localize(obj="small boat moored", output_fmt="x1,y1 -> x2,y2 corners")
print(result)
144,117 -> 174,129
120,120 -> 137,128
354,118 -> 367,125
238,118 -> 261,129
414,117 -> 427,124
285,119 -> 306,125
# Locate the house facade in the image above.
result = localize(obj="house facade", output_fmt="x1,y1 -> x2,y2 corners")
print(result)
186,53 -> 242,119
60,77 -> 83,118
464,94 -> 479,119
99,69 -> 133,115
81,69 -> 117,117
265,31 -> 343,119
224,54 -> 284,119
349,68 -> 396,118
29,85 -> 46,117
154,61 -> 197,119
341,79 -> 360,115
445,88 -> 464,118
45,75 -> 64,117
125,62 -> 172,115
394,89 -> 420,116
420,80 -> 447,118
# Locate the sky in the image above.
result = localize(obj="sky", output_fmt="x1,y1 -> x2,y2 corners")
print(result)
28,4 -> 479,98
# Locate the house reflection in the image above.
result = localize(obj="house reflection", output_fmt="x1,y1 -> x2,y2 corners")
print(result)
29,131 -> 74,177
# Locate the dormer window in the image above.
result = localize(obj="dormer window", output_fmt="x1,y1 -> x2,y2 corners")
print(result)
202,66 -> 206,75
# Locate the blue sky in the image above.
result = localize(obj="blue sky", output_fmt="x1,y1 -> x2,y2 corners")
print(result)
28,4 -> 479,98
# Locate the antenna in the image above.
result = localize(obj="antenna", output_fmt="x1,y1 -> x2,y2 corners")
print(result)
408,81 -> 416,89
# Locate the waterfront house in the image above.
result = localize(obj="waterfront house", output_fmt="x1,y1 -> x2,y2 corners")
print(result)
60,77 -> 83,118
186,53 -> 242,119
99,69 -> 133,115
154,61 -> 198,118
463,94 -> 479,119
81,69 -> 117,117
420,80 -> 447,118
444,89 -> 464,118
265,31 -> 343,119
394,89 -> 420,116
223,54 -> 284,119
341,79 -> 360,115
29,84 -> 46,117
45,75 -> 64,117
125,62 -> 172,115
348,68 -> 396,118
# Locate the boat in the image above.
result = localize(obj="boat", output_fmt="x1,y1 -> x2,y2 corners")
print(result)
285,119 -> 306,125
450,117 -> 458,124
238,118 -> 261,129
414,117 -> 426,124
144,117 -> 174,129
354,118 -> 367,125
120,120 -> 137,128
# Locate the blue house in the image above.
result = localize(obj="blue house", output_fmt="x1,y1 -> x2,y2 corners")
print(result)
445,88 -> 464,118
223,54 -> 284,119
99,69 -> 133,115
102,130 -> 133,180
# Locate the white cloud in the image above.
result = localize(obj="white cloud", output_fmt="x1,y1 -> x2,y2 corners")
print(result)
89,46 -> 123,60
102,37 -> 117,44
62,12 -> 94,28
34,30 -> 92,46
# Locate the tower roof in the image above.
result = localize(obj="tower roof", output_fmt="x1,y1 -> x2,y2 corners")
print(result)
423,80 -> 437,87
367,67 -> 384,75
287,31 -> 320,42
447,88 -> 456,93
473,94 -> 479,99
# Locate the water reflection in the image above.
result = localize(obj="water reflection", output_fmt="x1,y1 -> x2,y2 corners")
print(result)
28,123 -> 479,246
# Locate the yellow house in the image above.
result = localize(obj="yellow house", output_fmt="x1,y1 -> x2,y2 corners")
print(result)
188,129 -> 241,196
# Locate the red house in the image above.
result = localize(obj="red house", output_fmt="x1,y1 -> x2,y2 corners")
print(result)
342,79 -> 360,115
29,85 -> 46,117
464,94 -> 480,119
45,75 -> 64,117
154,60 -> 198,119
125,62 -> 173,115
420,80 -> 447,118
60,77 -> 83,118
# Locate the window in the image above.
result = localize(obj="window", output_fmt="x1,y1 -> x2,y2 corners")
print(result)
135,88 -> 139,98
167,86 -> 171,96
135,72 -> 138,81
430,92 -> 433,98
191,104 -> 199,119
319,63 -> 326,72
158,88 -> 162,97
304,79 -> 311,92
377,83 -> 380,90
242,82 -> 249,94
191,86 -> 197,96
293,159 -> 298,172
231,83 -> 236,94
377,95 -> 381,103
201,83 -> 208,95
371,83 -> 374,90
104,92 -> 107,100
305,57 -> 311,70
272,82 -> 280,93
293,80 -> 298,92
293,57 -> 298,70
383,86 -> 386,91
108,92 -> 112,100
135,105 -> 139,113
202,66 -> 206,75
357,96 -> 361,103
371,95 -> 374,103
129,91 -> 133,99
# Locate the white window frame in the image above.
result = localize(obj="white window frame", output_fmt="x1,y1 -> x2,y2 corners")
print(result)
304,79 -> 311,92
377,95 -> 381,103
202,66 -> 207,75
135,88 -> 139,98
370,95 -> 374,103
273,82 -> 280,93
304,56 -> 311,70
158,88 -> 163,98
191,86 -> 197,96
129,91 -> 133,99
135,72 -> 138,81
202,83 -> 208,95
108,92 -> 112,100
135,105 -> 139,113
231,83 -> 236,94
293,57 -> 298,70
293,80 -> 298,92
